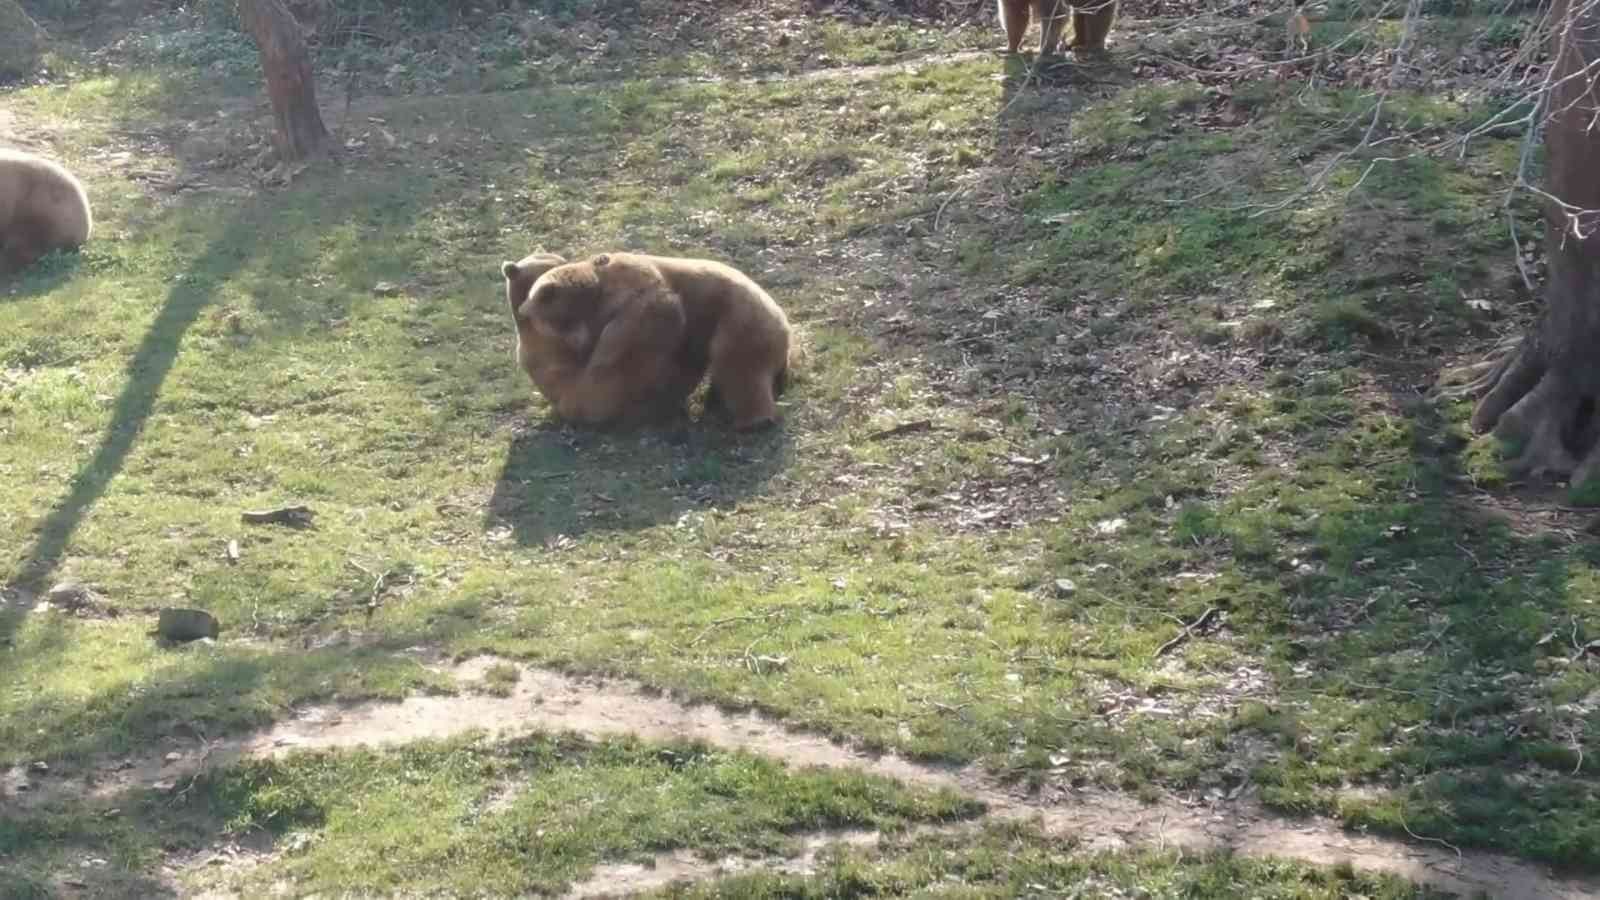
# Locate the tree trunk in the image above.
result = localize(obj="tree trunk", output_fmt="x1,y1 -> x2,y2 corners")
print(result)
0,0 -> 44,82
1447,0 -> 1600,486
238,0 -> 331,165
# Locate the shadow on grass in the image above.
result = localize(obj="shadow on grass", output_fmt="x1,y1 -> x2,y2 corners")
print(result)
0,600 -> 497,898
0,162 -> 429,654
832,53 -> 1600,869
0,597 -> 491,774
486,417 -> 795,547
2,219 -> 247,646
1238,367 -> 1600,869
0,250 -> 91,302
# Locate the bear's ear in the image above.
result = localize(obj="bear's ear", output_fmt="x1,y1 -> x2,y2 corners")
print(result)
501,260 -> 519,280
592,253 -> 611,267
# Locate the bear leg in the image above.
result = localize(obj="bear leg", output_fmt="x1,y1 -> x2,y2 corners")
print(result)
1036,0 -> 1068,54
998,0 -> 1030,53
710,370 -> 780,432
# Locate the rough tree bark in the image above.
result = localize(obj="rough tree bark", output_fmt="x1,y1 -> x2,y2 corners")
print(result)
1446,0 -> 1600,485
238,0 -> 331,165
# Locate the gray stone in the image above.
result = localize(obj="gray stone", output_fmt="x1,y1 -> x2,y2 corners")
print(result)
157,608 -> 220,642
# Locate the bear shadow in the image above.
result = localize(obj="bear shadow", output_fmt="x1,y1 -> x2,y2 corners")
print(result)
1,250 -> 89,301
484,412 -> 795,547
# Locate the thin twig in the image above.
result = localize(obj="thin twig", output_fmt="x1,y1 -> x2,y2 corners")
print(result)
933,182 -> 972,232
867,419 -> 936,441
168,731 -> 215,806
1398,810 -> 1463,861
690,611 -> 783,646
1155,607 -> 1219,657
347,560 -> 395,615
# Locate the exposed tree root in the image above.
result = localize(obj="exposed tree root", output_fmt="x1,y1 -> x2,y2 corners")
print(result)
1440,334 -> 1600,486
1433,335 -> 1527,403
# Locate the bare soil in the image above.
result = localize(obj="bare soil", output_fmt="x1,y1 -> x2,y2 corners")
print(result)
6,656 -> 1598,899
567,829 -> 885,899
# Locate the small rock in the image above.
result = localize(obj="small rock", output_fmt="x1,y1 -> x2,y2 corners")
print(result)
48,582 -> 90,604
164,752 -> 182,764
372,281 -> 401,296
1054,578 -> 1077,597
157,608 -> 220,642
43,582 -> 116,618
29,760 -> 47,773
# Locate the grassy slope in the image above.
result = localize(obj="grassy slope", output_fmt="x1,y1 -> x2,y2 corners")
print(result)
2,0 -> 1597,892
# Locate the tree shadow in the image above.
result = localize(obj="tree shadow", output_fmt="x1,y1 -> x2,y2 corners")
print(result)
848,49 -> 1600,868
0,598 -> 494,898
0,168 -> 368,656
485,415 -> 795,547
0,594 -> 490,777
1238,351 -> 1600,869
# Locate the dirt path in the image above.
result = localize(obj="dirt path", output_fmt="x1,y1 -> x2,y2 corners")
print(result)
6,656 -> 1598,899
567,828 -> 888,898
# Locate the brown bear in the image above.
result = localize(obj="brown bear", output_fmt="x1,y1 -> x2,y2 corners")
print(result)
0,147 -> 92,275
997,0 -> 1115,55
501,251 -> 791,431
501,251 -> 699,429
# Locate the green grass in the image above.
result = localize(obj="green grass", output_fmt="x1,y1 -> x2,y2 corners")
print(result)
3,1 -> 1598,892
0,733 -> 982,896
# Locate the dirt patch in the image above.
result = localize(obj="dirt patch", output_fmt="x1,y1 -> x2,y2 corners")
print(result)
7,655 -> 1599,899
566,829 -> 883,899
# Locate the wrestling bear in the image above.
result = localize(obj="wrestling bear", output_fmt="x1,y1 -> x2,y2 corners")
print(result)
500,251 -> 791,431
0,147 -> 92,275
501,250 -> 692,429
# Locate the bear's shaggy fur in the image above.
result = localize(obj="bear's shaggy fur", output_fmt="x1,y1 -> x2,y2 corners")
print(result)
0,147 -> 92,274
501,250 -> 791,431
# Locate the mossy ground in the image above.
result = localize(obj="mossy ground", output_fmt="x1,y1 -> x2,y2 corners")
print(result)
1,0 -> 1595,894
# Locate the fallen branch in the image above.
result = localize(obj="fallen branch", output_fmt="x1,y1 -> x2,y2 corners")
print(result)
1398,809 -> 1462,861
690,611 -> 785,646
241,505 -> 315,527
1155,607 -> 1219,657
348,559 -> 398,617
867,419 -> 935,441
167,730 -> 216,807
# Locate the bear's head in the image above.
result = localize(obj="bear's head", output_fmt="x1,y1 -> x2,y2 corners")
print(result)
500,251 -> 568,322
514,257 -> 610,331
